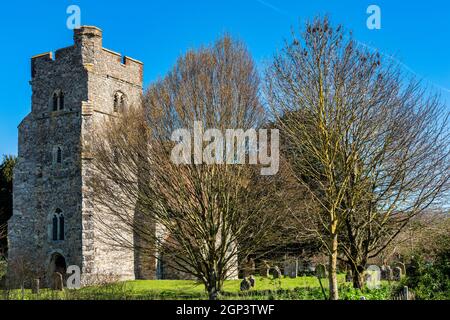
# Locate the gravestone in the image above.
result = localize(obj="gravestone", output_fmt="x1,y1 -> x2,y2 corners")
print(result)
240,277 -> 251,291
365,265 -> 381,289
243,257 -> 256,278
345,270 -> 353,282
32,279 -> 40,294
402,286 -> 411,300
260,261 -> 270,277
283,259 -> 298,278
249,275 -> 255,288
386,266 -> 393,281
393,267 -> 402,281
381,265 -> 394,281
395,262 -> 406,276
315,264 -> 327,279
273,266 -> 281,279
53,272 -> 64,291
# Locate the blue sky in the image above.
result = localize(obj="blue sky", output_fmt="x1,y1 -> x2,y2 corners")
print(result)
1,0 -> 449,156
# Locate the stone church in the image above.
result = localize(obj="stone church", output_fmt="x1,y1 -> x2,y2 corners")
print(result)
7,26 -> 156,285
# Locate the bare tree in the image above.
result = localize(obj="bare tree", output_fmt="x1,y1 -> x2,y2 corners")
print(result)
340,103 -> 449,288
332,36 -> 450,289
266,17 -> 356,299
89,36 -> 277,300
265,17 -> 449,297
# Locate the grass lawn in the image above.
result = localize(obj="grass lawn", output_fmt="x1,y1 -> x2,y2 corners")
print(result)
124,275 -> 344,297
125,275 -> 344,294
1,274 -> 396,300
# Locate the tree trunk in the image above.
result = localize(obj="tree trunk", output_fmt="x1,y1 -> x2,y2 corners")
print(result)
328,233 -> 339,300
352,265 -> 365,289
350,258 -> 367,289
207,283 -> 220,300
206,270 -> 220,300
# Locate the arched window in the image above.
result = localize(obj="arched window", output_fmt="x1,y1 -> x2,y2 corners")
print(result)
53,93 -> 59,111
53,146 -> 63,165
52,214 -> 58,241
56,147 -> 62,164
59,92 -> 64,110
52,209 -> 64,241
113,91 -> 127,112
51,90 -> 65,111
59,215 -> 65,240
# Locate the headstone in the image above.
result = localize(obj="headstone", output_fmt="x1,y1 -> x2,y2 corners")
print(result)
315,263 -> 327,279
403,286 -> 410,300
248,275 -> 255,288
345,270 -> 353,282
32,279 -> 40,294
240,277 -> 251,291
395,262 -> 406,276
393,267 -> 402,281
283,259 -> 298,278
53,272 -> 64,291
260,261 -> 270,277
273,265 -> 281,279
386,266 -> 393,281
365,265 -> 381,289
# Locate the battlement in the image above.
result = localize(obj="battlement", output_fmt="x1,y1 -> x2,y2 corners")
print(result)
31,26 -> 143,84
31,52 -> 53,78
31,52 -> 53,60
74,26 -> 103,47
102,48 -> 144,67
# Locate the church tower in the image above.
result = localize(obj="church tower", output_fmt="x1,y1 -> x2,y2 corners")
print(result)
8,26 -> 146,285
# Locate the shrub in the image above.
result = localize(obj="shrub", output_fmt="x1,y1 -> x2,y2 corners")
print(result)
338,284 -> 393,300
402,250 -> 450,300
